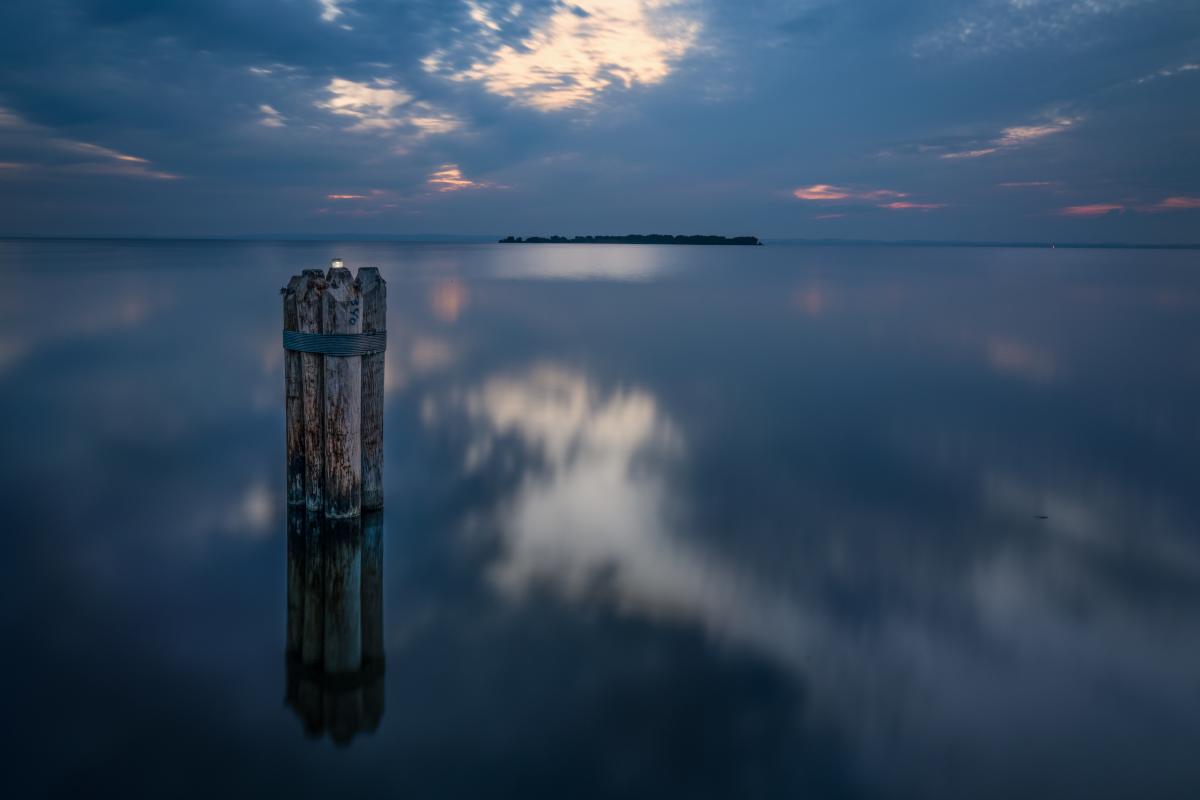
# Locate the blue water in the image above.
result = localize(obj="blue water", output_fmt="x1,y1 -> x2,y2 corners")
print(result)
2,239 -> 1199,798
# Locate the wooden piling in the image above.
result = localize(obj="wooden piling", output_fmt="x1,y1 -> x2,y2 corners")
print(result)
357,268 -> 386,511
283,275 -> 305,506
297,270 -> 326,514
322,265 -> 362,519
323,516 -> 363,674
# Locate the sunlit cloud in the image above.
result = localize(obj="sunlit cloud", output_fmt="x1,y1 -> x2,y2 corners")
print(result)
942,148 -> 999,160
1059,196 -> 1200,216
1134,61 -> 1199,84
0,106 -> 177,179
54,140 -> 149,163
317,78 -> 460,135
942,118 -> 1077,159
794,184 -> 942,210
1059,203 -> 1124,216
257,104 -> 285,128
1148,196 -> 1200,211
422,0 -> 702,111
794,184 -> 851,200
427,164 -> 503,192
327,193 -> 369,200
880,201 -> 945,210
318,0 -> 348,24
793,184 -> 906,201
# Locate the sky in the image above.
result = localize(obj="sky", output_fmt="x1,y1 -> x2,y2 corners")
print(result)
0,0 -> 1198,242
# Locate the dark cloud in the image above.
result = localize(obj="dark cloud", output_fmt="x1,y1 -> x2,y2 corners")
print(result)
0,0 -> 1198,240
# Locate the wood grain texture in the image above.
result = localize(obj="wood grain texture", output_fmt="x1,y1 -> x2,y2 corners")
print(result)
297,269 -> 326,514
357,267 -> 386,510
283,274 -> 305,506
322,266 -> 362,519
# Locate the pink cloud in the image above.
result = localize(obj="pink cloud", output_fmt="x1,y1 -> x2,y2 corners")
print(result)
814,213 -> 845,220
1060,203 -> 1125,217
793,184 -> 908,202
793,184 -> 852,200
327,193 -> 368,200
1149,196 -> 1200,211
879,201 -> 945,211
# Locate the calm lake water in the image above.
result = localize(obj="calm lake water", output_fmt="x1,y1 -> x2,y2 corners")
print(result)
2,239 -> 1199,798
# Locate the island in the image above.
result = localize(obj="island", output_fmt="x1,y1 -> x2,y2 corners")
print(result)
499,234 -> 762,246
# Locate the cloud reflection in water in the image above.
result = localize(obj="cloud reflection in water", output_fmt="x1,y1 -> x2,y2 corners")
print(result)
436,364 -> 825,672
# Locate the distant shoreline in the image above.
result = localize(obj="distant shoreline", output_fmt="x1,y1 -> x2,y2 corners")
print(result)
499,235 -> 763,246
2,235 -> 1198,250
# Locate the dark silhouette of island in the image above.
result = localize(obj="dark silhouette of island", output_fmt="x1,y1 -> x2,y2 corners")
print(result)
500,234 -> 762,246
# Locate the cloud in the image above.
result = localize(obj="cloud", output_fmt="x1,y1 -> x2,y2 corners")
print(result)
917,0 -> 1152,55
427,164 -> 503,192
1134,61 -> 1200,84
1147,196 -> 1200,211
794,184 -> 942,210
422,0 -> 702,111
317,78 -> 461,134
257,104 -> 285,128
997,181 -> 1054,188
1057,196 -> 1200,216
942,117 -> 1077,159
1059,203 -> 1124,216
793,184 -> 906,201
879,201 -> 945,210
318,0 -> 348,24
0,107 -> 178,180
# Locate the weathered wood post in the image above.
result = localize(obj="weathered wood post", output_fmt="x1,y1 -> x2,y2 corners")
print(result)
358,268 -> 386,511
298,269 -> 326,513
322,265 -> 362,519
283,275 -> 305,507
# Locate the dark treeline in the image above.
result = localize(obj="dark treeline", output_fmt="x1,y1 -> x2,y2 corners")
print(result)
499,234 -> 762,246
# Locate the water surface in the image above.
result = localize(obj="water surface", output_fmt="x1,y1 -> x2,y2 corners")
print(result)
2,240 -> 1199,798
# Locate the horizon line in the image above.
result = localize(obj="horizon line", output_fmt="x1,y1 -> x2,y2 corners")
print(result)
1,234 -> 1198,250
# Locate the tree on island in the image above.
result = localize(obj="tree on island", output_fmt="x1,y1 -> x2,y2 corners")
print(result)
499,234 -> 762,246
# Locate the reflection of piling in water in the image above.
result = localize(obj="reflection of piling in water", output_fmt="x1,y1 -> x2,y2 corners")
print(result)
284,506 -> 384,745
286,507 -> 305,658
362,509 -> 385,668
323,516 -> 362,673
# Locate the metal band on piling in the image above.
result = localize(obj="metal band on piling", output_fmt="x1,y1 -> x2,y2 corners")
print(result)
283,331 -> 387,356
